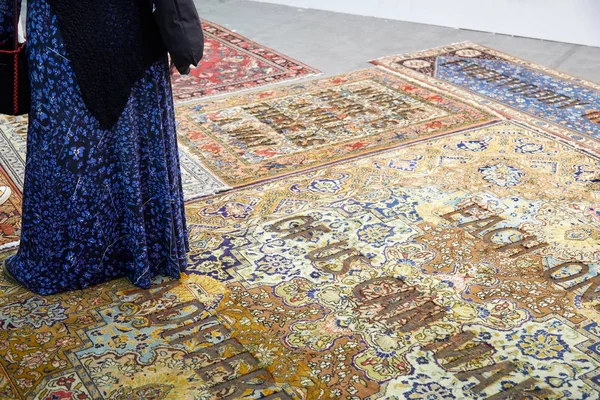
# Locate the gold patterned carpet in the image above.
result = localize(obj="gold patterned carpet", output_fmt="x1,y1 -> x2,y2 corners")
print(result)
174,69 -> 496,188
1,46 -> 600,400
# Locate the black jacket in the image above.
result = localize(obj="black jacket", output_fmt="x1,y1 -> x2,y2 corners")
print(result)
154,0 -> 205,75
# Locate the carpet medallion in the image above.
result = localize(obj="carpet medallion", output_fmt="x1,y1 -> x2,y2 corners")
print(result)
372,42 -> 600,154
2,121 -> 599,399
171,21 -> 320,103
175,68 -> 497,187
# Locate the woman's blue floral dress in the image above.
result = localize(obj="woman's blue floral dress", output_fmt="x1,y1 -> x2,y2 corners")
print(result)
1,0 -> 190,295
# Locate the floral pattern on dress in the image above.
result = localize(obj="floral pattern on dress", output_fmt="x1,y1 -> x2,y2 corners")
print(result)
0,0 -> 21,43
4,0 -> 189,295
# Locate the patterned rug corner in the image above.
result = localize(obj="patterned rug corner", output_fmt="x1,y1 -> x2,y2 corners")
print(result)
371,41 -> 600,154
171,20 -> 321,104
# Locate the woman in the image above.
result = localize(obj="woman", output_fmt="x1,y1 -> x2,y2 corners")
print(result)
1,0 -> 195,295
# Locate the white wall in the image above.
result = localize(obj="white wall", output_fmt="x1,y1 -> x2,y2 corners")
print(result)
250,0 -> 600,48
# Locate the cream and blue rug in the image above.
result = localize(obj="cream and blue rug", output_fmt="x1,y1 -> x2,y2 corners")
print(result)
1,119 -> 599,399
0,47 -> 599,399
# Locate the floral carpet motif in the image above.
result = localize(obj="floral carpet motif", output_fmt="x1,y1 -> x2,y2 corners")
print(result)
170,21 -> 320,103
0,115 -> 229,202
2,121 -> 599,399
175,68 -> 496,187
372,42 -> 600,154
184,121 -> 600,399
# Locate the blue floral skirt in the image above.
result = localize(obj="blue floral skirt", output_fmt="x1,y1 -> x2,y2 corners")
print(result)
4,0 -> 190,295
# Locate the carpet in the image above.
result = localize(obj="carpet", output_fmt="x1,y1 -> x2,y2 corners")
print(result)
371,42 -> 600,154
2,120 -> 599,399
0,115 -> 229,202
0,164 -> 21,250
175,68 -> 497,188
170,21 -> 321,104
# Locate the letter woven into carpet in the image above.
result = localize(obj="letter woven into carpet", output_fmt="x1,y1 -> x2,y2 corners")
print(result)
171,21 -> 321,104
1,117 -> 599,398
175,68 -> 497,188
371,42 -> 600,154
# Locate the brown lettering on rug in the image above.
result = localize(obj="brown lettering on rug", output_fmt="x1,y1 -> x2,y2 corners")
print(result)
286,101 -> 314,113
444,203 -> 547,258
442,203 -> 491,224
352,277 -> 409,302
458,215 -> 504,236
392,301 -> 447,333
284,224 -> 331,241
306,240 -> 371,275
210,368 -> 277,400
187,339 -> 246,368
498,78 -> 523,88
544,261 -> 590,284
321,90 -> 368,112
484,378 -> 552,400
483,74 -> 511,84
300,107 -> 341,126
566,275 -> 600,302
443,59 -> 589,109
214,117 -> 242,127
196,352 -> 260,384
539,93 -> 571,104
363,117 -> 401,130
260,391 -> 294,400
584,110 -> 600,124
244,103 -> 307,135
352,278 -> 446,332
482,227 -> 548,258
509,84 -> 539,95
350,86 -> 425,118
528,90 -> 556,99
288,131 -> 328,148
340,103 -> 370,116
315,88 -> 346,102
558,98 -> 590,109
271,215 -> 331,241
349,276 -> 553,397
227,126 -> 278,147
456,361 -> 517,393
423,329 -> 552,398
423,331 -> 494,369
120,282 -> 289,397
122,279 -> 181,305
355,286 -> 421,324
442,59 -> 469,67
374,289 -> 422,325
164,316 -> 228,346
147,300 -> 206,326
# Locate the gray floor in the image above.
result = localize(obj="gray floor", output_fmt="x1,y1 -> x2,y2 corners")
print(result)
196,0 -> 600,83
